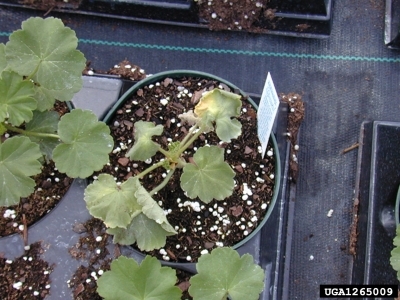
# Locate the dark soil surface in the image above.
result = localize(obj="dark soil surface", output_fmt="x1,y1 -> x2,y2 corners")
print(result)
0,102 -> 73,237
69,218 -> 194,300
97,75 -> 277,263
5,0 -> 329,35
0,242 -> 53,300
197,0 -> 328,33
280,93 -> 304,182
68,218 -> 112,300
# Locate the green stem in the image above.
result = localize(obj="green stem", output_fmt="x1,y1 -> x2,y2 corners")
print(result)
136,160 -> 165,179
149,168 -> 176,196
158,147 -> 171,158
4,124 -> 60,139
177,124 -> 206,157
179,124 -> 199,148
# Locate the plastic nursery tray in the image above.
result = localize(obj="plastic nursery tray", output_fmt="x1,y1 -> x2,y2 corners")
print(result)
349,121 -> 400,297
0,0 -> 333,38
385,0 -> 400,49
0,74 -> 291,300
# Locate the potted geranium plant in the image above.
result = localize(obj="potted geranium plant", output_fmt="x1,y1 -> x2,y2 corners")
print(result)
83,70 -> 281,266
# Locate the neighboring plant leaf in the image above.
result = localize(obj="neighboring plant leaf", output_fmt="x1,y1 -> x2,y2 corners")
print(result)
108,213 -> 176,251
0,136 -> 42,206
126,120 -> 163,161
53,109 -> 113,178
33,86 -> 57,112
0,43 -> 6,74
25,110 -> 59,161
189,247 -> 265,300
181,146 -> 235,203
84,174 -> 142,229
391,225 -> 400,281
194,89 -> 242,142
0,71 -> 36,126
97,256 -> 181,300
5,17 -> 85,97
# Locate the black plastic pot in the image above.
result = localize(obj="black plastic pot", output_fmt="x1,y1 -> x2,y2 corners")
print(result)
0,0 -> 332,38
102,70 -> 291,300
385,0 -> 400,49
349,121 -> 400,294
0,73 -> 290,299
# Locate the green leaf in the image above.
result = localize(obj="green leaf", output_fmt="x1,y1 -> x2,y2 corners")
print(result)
0,43 -> 7,74
97,256 -> 181,300
0,71 -> 36,126
194,89 -> 242,142
181,146 -> 235,203
53,109 -> 113,178
189,248 -> 265,300
5,17 -> 85,97
391,225 -> 400,281
84,174 -> 142,228
126,121 -> 163,161
25,110 -> 59,161
34,79 -> 83,111
0,136 -> 42,206
108,213 -> 176,251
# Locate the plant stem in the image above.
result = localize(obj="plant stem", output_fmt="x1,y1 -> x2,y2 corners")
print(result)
3,124 -> 60,139
158,147 -> 170,158
136,160 -> 166,179
149,168 -> 176,196
179,124 -> 199,148
177,124 -> 206,157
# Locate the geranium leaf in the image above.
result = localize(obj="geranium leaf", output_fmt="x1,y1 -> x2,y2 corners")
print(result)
53,109 -> 113,178
194,89 -> 242,142
0,71 -> 36,126
135,184 -> 177,234
189,247 -> 265,300
0,43 -> 7,74
126,120 -> 163,161
97,256 -> 181,300
391,225 -> 400,281
181,146 -> 235,203
108,213 -> 176,251
5,17 -> 85,98
84,174 -> 142,229
25,110 -> 59,161
0,136 -> 42,206
33,83 -> 82,111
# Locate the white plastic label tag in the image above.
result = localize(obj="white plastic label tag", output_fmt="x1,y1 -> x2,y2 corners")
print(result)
257,73 -> 280,158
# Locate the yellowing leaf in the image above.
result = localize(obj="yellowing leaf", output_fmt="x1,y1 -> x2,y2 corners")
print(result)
108,213 -> 176,251
194,89 -> 242,142
84,174 -> 142,229
97,256 -> 181,300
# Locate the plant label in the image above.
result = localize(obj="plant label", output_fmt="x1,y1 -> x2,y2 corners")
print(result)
257,73 -> 279,158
